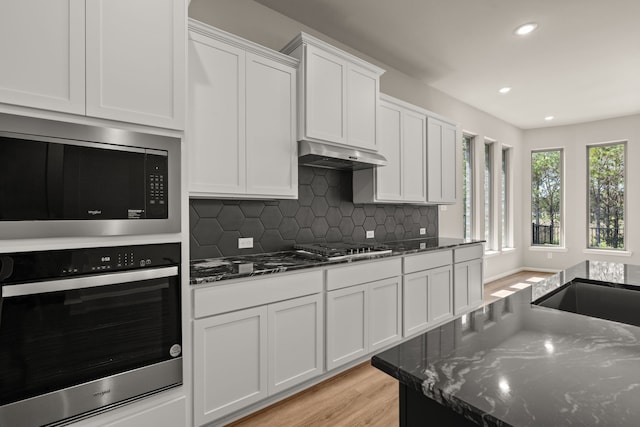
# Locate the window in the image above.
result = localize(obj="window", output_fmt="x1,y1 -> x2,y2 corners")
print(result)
501,147 -> 511,248
531,150 -> 562,246
462,135 -> 474,239
484,142 -> 494,248
588,142 -> 625,249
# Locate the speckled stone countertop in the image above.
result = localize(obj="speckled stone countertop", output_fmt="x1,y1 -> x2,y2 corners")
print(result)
190,237 -> 483,284
372,260 -> 640,426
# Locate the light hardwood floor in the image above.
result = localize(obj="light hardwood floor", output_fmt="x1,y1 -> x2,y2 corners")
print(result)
227,270 -> 555,427
227,362 -> 398,427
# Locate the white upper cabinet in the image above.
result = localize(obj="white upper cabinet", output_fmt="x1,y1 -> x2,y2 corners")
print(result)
282,32 -> 384,152
0,0 -> 185,129
305,45 -> 346,144
346,63 -> 379,150
427,116 -> 458,203
187,20 -> 298,199
0,0 -> 85,115
85,0 -> 185,129
245,53 -> 298,197
353,94 -> 426,204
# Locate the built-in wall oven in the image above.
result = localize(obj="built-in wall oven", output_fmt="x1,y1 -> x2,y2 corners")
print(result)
0,113 -> 180,239
0,242 -> 182,427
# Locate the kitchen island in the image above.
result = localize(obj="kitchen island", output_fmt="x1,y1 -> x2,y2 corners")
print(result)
372,260 -> 640,426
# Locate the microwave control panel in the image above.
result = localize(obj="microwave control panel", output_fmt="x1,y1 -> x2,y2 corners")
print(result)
145,153 -> 168,219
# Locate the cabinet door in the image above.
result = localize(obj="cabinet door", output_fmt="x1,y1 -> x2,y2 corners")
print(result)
427,117 -> 457,203
0,0 -> 85,114
403,110 -> 427,203
86,0 -> 185,129
246,53 -> 297,198
346,63 -> 378,151
429,265 -> 454,325
375,101 -> 403,201
404,265 -> 453,337
305,45 -> 346,144
369,277 -> 402,351
193,307 -> 268,425
467,258 -> 484,309
326,283 -> 368,370
403,271 -> 429,337
268,294 -> 323,395
454,258 -> 484,315
187,32 -> 245,196
441,121 -> 457,202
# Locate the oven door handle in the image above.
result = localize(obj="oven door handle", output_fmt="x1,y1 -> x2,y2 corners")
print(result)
1,266 -> 178,298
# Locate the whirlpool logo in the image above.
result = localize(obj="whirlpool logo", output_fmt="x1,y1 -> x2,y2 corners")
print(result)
87,210 -> 102,216
93,389 -> 111,398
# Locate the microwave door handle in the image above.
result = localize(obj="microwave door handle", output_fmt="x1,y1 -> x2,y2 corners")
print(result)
1,266 -> 178,298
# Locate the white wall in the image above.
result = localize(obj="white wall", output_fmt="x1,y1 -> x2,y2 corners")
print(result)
523,113 -> 640,269
188,0 -> 525,280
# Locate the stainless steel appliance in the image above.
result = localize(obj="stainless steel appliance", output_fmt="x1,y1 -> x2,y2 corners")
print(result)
294,242 -> 392,260
0,113 -> 180,239
298,140 -> 387,170
0,243 -> 182,427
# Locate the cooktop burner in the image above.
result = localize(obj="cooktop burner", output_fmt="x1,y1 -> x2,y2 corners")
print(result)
294,242 -> 392,260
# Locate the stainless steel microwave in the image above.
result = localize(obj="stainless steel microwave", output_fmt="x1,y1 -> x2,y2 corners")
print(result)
0,113 -> 180,238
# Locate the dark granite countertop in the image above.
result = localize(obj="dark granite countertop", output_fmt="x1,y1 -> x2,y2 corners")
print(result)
190,237 -> 483,285
372,260 -> 640,426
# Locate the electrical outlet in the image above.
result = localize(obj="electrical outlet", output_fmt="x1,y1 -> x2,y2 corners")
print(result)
238,237 -> 253,249
419,228 -> 426,235
366,230 -> 375,239
547,252 -> 553,259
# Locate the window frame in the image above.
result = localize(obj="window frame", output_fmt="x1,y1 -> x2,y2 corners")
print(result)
501,146 -> 512,249
586,140 -> 627,251
462,134 -> 475,240
530,148 -> 564,248
484,140 -> 494,250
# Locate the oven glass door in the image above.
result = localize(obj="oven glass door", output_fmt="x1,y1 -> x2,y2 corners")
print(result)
0,267 -> 181,407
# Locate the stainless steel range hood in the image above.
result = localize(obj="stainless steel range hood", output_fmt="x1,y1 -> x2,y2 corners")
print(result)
298,140 -> 387,170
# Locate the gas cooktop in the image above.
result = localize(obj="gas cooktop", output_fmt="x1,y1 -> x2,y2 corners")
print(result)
294,242 -> 392,261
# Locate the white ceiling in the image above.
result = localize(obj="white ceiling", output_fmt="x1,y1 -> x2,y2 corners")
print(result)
254,0 -> 640,129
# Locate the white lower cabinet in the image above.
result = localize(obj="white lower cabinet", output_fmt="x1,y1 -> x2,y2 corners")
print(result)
403,265 -> 453,337
268,294 -> 323,395
453,258 -> 484,315
326,283 -> 368,370
453,244 -> 484,315
369,277 -> 403,351
193,306 -> 268,425
326,263 -> 402,371
193,291 -> 323,426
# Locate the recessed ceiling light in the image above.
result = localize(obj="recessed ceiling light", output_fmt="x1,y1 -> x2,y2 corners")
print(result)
514,22 -> 538,36
499,87 -> 512,94
544,116 -> 554,121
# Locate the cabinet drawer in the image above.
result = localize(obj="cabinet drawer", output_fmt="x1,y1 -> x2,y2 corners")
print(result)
403,250 -> 452,274
193,270 -> 323,318
454,245 -> 483,263
326,258 -> 401,291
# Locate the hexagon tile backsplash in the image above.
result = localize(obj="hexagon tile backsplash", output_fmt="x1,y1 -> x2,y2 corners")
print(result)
190,166 -> 438,259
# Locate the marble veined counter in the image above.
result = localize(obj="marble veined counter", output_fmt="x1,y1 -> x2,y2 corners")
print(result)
372,260 -> 640,426
190,237 -> 483,284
